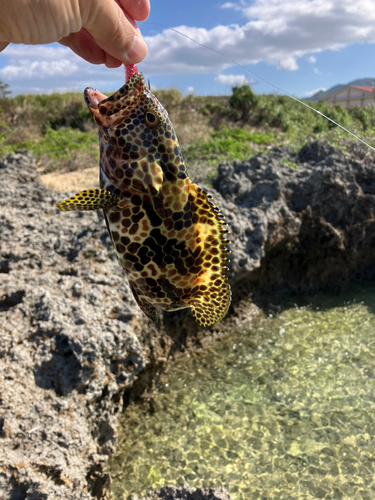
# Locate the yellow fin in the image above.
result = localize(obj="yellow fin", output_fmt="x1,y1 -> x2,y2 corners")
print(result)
191,289 -> 231,327
55,189 -> 120,212
188,183 -> 231,327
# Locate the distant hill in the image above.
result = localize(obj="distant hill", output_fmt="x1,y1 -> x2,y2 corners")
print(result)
306,78 -> 375,101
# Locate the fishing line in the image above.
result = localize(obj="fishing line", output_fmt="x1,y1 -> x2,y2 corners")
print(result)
140,22 -> 375,152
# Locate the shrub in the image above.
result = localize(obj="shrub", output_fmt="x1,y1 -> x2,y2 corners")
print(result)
228,84 -> 257,120
153,88 -> 183,112
349,106 -> 375,131
0,80 -> 11,99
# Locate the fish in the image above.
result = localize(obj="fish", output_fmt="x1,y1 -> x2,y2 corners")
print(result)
55,64 -> 231,327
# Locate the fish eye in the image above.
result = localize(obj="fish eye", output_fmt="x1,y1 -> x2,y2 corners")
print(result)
144,110 -> 161,129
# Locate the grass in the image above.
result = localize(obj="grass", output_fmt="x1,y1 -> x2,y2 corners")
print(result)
0,126 -> 98,173
1,126 -> 98,158
0,92 -> 98,172
183,127 -> 274,167
182,127 -> 276,183
280,157 -> 299,169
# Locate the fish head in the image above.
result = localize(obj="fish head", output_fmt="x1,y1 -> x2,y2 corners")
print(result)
84,73 -> 182,192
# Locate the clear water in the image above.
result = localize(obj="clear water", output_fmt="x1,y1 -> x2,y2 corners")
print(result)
110,284 -> 375,500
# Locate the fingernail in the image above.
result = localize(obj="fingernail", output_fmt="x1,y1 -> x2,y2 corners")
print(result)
127,36 -> 148,63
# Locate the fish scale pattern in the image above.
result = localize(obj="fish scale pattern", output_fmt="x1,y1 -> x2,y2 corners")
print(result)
56,71 -> 231,327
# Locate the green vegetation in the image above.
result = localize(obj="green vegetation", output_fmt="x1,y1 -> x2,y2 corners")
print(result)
1,90 -> 92,129
153,88 -> 184,110
183,127 -> 274,165
228,84 -> 257,120
280,157 -> 299,169
200,85 -> 375,152
0,87 -> 97,172
0,81 -> 11,99
182,127 -> 275,181
1,126 -> 98,160
1,79 -> 375,180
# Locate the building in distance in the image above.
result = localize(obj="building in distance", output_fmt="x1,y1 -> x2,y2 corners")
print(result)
324,85 -> 374,108
306,78 -> 375,108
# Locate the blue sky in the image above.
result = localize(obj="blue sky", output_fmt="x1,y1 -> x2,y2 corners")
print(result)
1,0 -> 375,98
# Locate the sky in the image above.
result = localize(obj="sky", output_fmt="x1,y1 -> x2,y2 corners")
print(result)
1,0 -> 375,98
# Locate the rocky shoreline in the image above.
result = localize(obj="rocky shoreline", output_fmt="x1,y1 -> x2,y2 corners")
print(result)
1,141 -> 375,499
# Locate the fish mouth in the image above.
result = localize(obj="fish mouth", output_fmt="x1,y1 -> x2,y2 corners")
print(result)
84,86 -> 126,128
83,76 -> 144,129
84,87 -> 108,109
83,65 -> 139,109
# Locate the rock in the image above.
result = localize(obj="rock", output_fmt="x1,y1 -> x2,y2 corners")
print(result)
2,140 -> 375,499
140,485 -> 232,499
211,140 -> 375,296
0,150 -> 146,499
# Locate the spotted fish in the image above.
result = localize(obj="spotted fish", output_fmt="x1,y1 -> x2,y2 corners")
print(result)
55,64 -> 231,327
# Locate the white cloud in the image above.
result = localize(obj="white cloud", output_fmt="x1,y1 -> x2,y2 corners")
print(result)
1,59 -> 79,80
313,67 -> 321,74
2,45 -> 69,61
308,55 -> 317,63
220,2 -> 237,9
141,25 -> 245,75
0,44 -> 125,94
215,74 -> 250,86
140,0 -> 375,75
220,2 -> 244,10
305,87 -> 327,97
186,86 -> 195,93
278,56 -> 298,71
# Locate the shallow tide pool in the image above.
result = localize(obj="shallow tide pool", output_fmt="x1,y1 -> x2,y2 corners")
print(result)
110,284 -> 375,499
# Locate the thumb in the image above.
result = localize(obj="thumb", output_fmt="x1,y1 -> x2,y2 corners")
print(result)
81,0 -> 148,65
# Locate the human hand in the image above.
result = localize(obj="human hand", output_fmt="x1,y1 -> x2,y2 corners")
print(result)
0,0 -> 150,68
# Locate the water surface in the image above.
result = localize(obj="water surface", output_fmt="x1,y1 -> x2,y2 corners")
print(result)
111,284 -> 375,499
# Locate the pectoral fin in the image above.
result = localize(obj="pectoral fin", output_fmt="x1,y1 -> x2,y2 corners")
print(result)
55,189 -> 121,212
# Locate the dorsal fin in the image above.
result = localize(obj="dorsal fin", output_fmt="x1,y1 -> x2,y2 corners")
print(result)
187,183 -> 231,327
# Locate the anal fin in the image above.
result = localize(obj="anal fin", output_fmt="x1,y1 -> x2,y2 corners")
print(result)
55,189 -> 120,212
129,281 -> 159,323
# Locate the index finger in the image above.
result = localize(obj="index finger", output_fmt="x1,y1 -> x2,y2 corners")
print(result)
118,0 -> 150,22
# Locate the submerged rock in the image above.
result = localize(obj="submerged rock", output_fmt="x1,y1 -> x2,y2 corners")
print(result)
140,485 -> 232,499
1,141 -> 375,499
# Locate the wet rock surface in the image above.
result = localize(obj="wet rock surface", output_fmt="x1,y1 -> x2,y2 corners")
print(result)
1,142 -> 375,499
